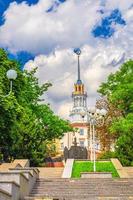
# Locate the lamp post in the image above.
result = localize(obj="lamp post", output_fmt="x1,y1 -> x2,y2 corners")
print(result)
88,107 -> 107,172
80,111 -> 92,161
0,69 -> 17,97
81,107 -> 107,172
0,69 -> 17,161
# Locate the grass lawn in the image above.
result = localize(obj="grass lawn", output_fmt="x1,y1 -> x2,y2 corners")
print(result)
71,161 -> 119,178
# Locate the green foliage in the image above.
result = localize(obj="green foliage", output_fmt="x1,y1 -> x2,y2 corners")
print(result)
0,48 -> 72,166
98,60 -> 133,114
0,152 -> 3,162
98,60 -> 133,166
110,114 -> 133,166
43,141 -> 57,157
72,161 -> 119,178
99,151 -> 117,160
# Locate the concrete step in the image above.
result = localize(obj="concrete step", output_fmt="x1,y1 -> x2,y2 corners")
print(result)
25,178 -> 133,200
24,196 -> 133,200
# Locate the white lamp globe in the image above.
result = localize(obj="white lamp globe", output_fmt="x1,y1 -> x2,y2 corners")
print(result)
6,69 -> 17,80
80,111 -> 86,118
90,107 -> 96,114
88,107 -> 92,113
100,108 -> 107,116
96,109 -> 101,115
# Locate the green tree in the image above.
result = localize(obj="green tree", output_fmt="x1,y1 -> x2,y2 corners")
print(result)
110,113 -> 133,166
0,48 -> 72,165
98,60 -> 133,166
96,97 -> 121,151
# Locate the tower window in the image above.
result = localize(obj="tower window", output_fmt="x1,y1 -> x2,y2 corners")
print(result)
80,129 -> 84,135
79,140 -> 84,147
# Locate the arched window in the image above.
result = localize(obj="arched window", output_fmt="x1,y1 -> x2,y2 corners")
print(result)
80,129 -> 84,135
79,140 -> 84,147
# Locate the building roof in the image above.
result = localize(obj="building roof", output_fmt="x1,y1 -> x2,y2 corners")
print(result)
71,122 -> 89,128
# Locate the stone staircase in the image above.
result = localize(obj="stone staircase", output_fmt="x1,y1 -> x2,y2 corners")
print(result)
38,167 -> 64,179
24,178 -> 133,200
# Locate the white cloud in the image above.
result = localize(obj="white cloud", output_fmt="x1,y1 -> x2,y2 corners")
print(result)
0,0 -> 132,55
105,0 -> 133,12
0,0 -> 133,118
24,41 -> 129,118
0,0 -> 100,54
57,102 -> 72,119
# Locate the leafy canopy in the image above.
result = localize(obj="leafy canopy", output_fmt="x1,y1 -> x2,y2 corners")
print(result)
98,60 -> 133,166
0,48 -> 72,166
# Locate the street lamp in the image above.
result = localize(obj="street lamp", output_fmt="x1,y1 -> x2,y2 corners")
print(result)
80,107 -> 107,172
80,110 -> 92,160
88,107 -> 107,172
0,69 -> 17,161
1,69 -> 17,97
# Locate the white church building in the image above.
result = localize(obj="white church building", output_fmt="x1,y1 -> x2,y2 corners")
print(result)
60,49 -> 100,155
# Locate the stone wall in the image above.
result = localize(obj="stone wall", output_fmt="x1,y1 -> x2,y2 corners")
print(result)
0,172 -> 29,200
62,159 -> 74,178
0,181 -> 20,200
0,159 -> 39,200
111,158 -> 129,178
0,189 -> 12,200
13,159 -> 30,168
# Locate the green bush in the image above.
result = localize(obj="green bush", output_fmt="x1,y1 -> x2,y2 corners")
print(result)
99,151 -> 117,159
0,153 -> 3,162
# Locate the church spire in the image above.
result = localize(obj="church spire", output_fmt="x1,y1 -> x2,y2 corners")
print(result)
73,48 -> 85,95
70,48 -> 88,122
74,48 -> 82,84
78,54 -> 81,81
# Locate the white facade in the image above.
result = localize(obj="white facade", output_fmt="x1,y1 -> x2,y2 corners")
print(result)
60,52 -> 101,154
60,52 -> 90,151
61,126 -> 88,150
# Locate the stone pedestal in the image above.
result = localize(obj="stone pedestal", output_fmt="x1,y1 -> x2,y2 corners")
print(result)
64,137 -> 88,161
81,172 -> 112,178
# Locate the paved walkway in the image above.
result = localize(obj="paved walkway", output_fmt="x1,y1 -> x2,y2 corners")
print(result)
38,167 -> 64,178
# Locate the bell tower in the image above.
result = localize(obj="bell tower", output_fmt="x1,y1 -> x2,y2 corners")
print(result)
70,49 -> 88,122
60,49 -> 89,151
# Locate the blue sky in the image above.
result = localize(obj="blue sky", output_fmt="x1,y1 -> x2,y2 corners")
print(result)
0,0 -> 68,67
93,9 -> 126,38
0,0 -> 132,117
0,0 -> 39,24
0,0 -> 39,67
0,0 -> 66,25
0,0 -> 126,67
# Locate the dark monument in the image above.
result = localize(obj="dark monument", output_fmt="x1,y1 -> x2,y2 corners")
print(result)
64,137 -> 88,161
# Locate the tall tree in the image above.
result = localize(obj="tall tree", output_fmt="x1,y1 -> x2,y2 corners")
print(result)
98,60 -> 133,165
0,49 -> 72,165
96,97 -> 121,151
